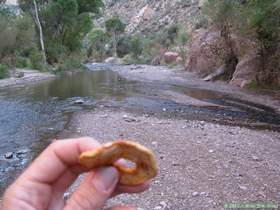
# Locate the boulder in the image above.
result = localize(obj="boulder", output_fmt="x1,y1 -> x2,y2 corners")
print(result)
187,29 -> 261,88
230,34 -> 260,87
164,52 -> 179,64
143,7 -> 155,21
187,29 -> 231,77
151,56 -> 162,66
74,99 -> 85,105
104,57 -> 123,64
176,57 -> 183,64
230,56 -> 259,87
4,152 -> 13,159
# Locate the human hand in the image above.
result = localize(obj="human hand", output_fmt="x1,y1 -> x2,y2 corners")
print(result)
3,137 -> 150,210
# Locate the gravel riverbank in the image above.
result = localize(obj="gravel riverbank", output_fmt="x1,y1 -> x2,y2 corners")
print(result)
62,109 -> 280,210
0,69 -> 55,89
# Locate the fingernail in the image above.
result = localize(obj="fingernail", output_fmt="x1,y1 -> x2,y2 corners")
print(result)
92,167 -> 119,193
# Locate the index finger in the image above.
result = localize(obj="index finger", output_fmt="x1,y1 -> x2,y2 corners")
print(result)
21,137 -> 100,184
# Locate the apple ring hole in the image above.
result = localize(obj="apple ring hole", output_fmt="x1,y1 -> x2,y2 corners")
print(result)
116,158 -> 137,173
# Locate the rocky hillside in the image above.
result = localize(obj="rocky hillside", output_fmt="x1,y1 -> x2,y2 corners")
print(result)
97,0 -> 280,88
97,0 -> 204,34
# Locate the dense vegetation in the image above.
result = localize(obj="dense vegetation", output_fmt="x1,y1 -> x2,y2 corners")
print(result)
203,0 -> 280,85
0,0 -> 279,86
0,0 -> 103,77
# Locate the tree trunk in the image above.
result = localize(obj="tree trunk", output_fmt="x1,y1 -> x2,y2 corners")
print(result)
113,32 -> 117,57
33,0 -> 47,65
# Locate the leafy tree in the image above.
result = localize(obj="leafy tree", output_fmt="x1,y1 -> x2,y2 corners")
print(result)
18,0 -> 103,65
0,64 -> 8,79
129,36 -> 143,58
246,0 -> 280,83
176,30 -> 190,64
203,0 -> 280,84
105,16 -> 126,57
88,28 -> 109,61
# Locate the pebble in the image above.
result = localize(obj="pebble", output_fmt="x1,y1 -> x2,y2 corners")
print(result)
4,152 -> 13,159
239,185 -> 248,190
252,155 -> 261,161
200,192 -> 207,196
209,149 -> 214,153
124,118 -> 137,122
160,201 -> 168,208
158,121 -> 170,125
16,149 -> 29,155
122,115 -> 137,122
192,191 -> 199,197
74,99 -> 85,104
63,192 -> 71,200
152,141 -> 158,145
162,108 -> 167,112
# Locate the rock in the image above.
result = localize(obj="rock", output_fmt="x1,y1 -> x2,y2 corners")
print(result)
230,34 -> 260,87
124,118 -> 137,122
153,201 -> 168,210
230,55 -> 259,87
158,121 -> 170,125
126,5 -> 155,32
159,201 -> 168,209
188,29 -> 230,77
192,191 -> 199,197
143,7 -> 155,21
164,52 -> 179,64
151,55 -> 162,66
239,185 -> 248,190
74,99 -> 85,105
203,64 -> 226,81
63,192 -> 71,200
200,192 -> 207,196
16,149 -> 29,155
123,115 -> 137,122
4,152 -> 13,159
104,57 -> 123,64
10,69 -> 25,78
176,56 -> 183,64
252,155 -> 261,161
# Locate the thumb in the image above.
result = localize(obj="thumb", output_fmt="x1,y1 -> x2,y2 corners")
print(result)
64,167 -> 119,210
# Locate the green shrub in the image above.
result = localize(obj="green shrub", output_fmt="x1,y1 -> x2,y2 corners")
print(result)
130,36 -> 143,57
63,57 -> 83,70
175,30 -> 191,64
0,64 -> 8,79
122,54 -> 151,65
15,53 -> 32,68
30,49 -> 46,70
87,28 -> 109,61
116,35 -> 132,57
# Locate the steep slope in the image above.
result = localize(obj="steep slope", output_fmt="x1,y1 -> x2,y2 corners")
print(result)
97,0 -> 204,34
